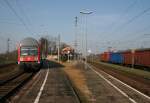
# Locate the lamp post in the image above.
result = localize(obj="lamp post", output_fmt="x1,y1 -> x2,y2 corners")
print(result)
80,10 -> 93,69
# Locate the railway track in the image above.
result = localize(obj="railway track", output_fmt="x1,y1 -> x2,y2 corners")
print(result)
0,72 -> 34,102
0,71 -> 24,86
89,61 -> 150,96
86,62 -> 150,103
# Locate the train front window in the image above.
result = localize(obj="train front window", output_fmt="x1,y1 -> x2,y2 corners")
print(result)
21,47 -> 38,56
21,49 -> 28,56
29,49 -> 38,55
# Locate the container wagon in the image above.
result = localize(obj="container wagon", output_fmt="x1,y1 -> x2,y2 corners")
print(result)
109,52 -> 123,64
100,52 -> 110,62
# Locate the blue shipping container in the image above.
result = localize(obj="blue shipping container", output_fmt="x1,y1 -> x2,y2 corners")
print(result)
109,52 -> 123,64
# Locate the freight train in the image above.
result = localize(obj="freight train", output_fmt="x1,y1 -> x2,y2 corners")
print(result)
17,37 -> 48,72
100,48 -> 150,68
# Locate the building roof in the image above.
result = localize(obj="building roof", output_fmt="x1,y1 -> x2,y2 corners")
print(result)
62,47 -> 74,51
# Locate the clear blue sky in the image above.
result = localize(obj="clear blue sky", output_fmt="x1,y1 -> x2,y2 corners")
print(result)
0,0 -> 150,53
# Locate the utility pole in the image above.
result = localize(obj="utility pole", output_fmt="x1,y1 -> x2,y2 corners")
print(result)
74,16 -> 78,60
57,34 -> 60,62
6,38 -> 10,60
7,38 -> 10,54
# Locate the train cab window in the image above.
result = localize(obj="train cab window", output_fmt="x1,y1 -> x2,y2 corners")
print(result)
21,47 -> 38,56
21,49 -> 28,56
29,49 -> 38,55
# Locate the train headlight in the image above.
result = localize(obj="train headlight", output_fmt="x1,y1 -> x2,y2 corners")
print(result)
20,57 -> 23,61
34,57 -> 38,61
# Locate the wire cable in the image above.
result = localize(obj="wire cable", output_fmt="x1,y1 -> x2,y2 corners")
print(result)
112,7 -> 150,33
15,0 -> 32,26
108,0 -> 138,31
101,0 -> 138,35
4,0 -> 32,34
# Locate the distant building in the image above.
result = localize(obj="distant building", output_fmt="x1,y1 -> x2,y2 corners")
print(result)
61,46 -> 74,54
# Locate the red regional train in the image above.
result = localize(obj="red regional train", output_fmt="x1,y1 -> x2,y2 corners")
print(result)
17,37 -> 46,72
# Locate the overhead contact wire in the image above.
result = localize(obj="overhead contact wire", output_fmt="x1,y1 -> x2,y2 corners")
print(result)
4,0 -> 32,34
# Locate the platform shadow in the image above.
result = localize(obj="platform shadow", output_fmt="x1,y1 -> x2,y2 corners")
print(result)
41,60 -> 65,69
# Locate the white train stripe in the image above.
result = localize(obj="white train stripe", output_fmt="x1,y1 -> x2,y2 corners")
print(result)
34,67 -> 49,103
87,64 -> 137,103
